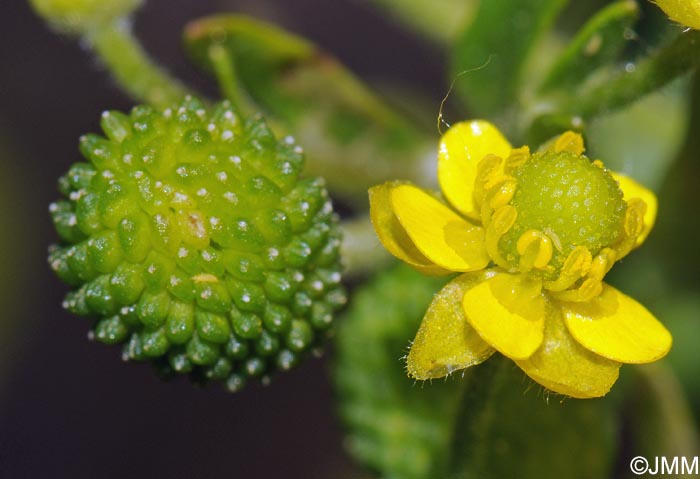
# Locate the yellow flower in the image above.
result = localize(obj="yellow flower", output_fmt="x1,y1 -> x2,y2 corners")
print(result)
369,120 -> 671,398
654,0 -> 700,30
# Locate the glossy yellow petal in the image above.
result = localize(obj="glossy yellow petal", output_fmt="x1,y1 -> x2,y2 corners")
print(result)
437,120 -> 511,218
407,272 -> 496,379
369,182 -> 451,276
562,283 -> 672,363
463,273 -> 545,360
515,303 -> 620,398
611,172 -> 657,247
391,184 -> 490,272
655,0 -> 700,29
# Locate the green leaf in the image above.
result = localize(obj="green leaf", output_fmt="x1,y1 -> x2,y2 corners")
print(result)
366,0 -> 475,43
184,15 -> 432,203
573,30 -> 700,118
529,30 -> 700,142
539,0 -> 639,93
334,264 -> 459,478
450,0 -> 568,116
587,77 -> 691,190
448,356 -> 617,479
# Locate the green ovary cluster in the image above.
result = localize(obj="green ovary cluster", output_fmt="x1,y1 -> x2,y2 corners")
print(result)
48,96 -> 346,392
499,152 -> 626,276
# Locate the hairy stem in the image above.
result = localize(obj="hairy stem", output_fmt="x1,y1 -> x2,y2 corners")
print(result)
86,18 -> 192,108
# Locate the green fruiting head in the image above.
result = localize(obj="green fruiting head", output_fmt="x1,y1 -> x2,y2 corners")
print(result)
498,151 -> 626,276
49,96 -> 346,391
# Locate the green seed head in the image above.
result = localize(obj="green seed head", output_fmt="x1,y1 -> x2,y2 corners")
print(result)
499,151 -> 626,276
49,97 -> 346,391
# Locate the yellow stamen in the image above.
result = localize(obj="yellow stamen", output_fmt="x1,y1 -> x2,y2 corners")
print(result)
485,205 -> 517,269
504,146 -> 530,173
485,177 -> 516,210
588,248 -> 617,282
516,230 -> 553,272
544,246 -> 592,292
193,273 -> 218,283
553,131 -> 585,155
613,199 -> 646,260
473,154 -> 504,211
551,277 -> 603,302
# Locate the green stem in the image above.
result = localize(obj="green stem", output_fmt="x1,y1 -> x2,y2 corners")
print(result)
446,355 -> 511,478
207,43 -> 257,115
85,18 -> 192,108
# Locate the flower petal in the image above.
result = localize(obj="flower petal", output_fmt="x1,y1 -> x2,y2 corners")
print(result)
611,172 -> 657,247
407,272 -> 495,379
438,120 -> 511,218
515,303 -> 620,398
391,184 -> 490,272
463,273 -> 545,360
562,283 -> 672,363
369,182 -> 451,276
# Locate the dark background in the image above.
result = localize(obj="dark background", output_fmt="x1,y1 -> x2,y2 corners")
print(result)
0,1 -> 446,477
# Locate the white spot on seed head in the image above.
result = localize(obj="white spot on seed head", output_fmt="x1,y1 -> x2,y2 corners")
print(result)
221,130 -> 234,141
197,188 -> 208,197
173,192 -> 188,203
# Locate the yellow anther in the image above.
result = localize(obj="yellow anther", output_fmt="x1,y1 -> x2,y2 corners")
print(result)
491,206 -> 517,235
613,199 -> 646,260
554,131 -> 585,155
193,273 -> 219,283
591,159 -> 605,169
485,206 -> 517,269
504,146 -> 530,173
623,199 -> 646,238
516,230 -> 553,272
485,177 -> 516,210
551,277 -> 603,302
544,246 -> 592,292
473,154 -> 504,210
588,247 -> 617,282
